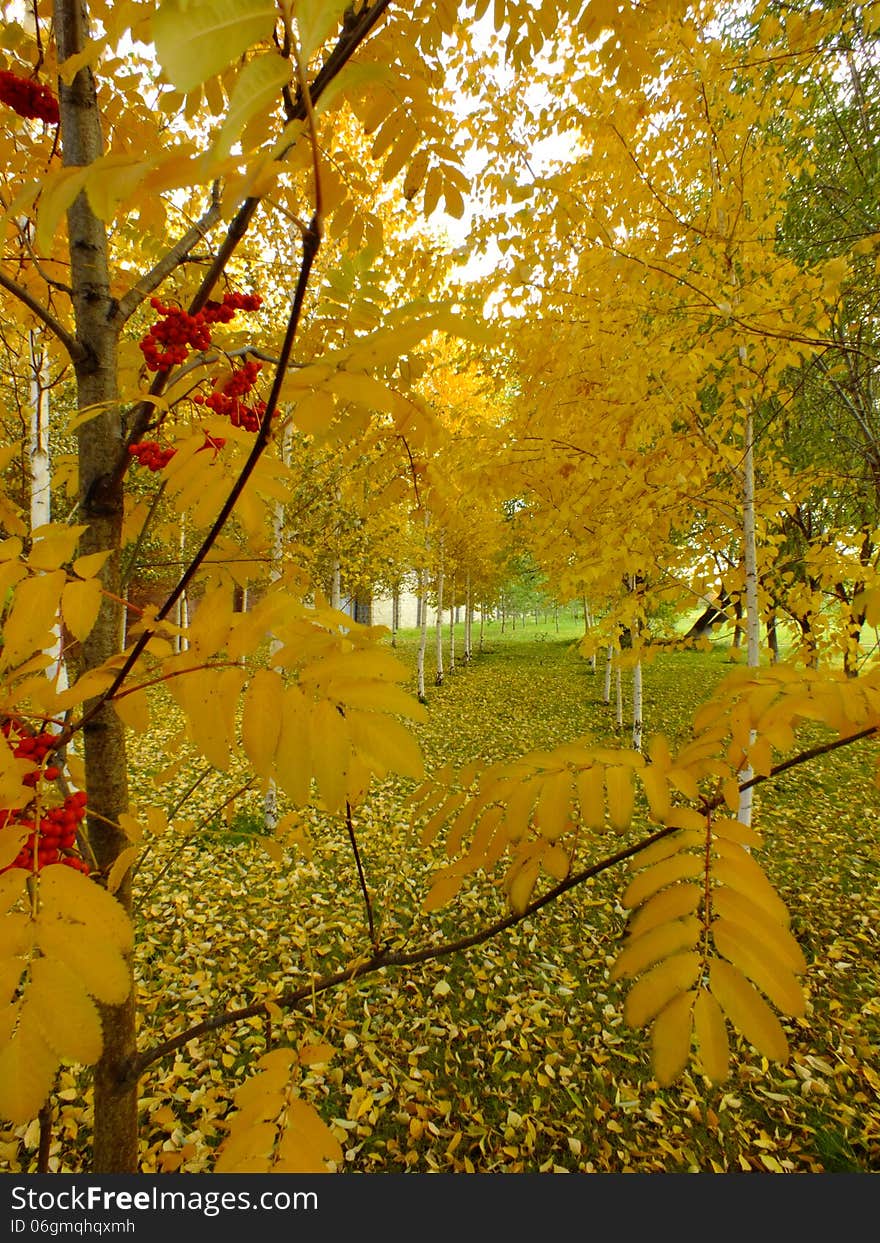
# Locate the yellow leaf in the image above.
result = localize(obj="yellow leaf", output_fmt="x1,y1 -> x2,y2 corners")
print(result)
422,869 -> 465,913
39,864 -> 133,951
29,525 -> 86,571
709,959 -> 789,1063
294,0 -> 349,60
0,868 -> 26,915
34,919 -> 129,1006
113,687 -> 151,733
1,571 -> 66,669
627,830 -> 703,871
0,823 -> 29,871
576,765 -> 605,829
35,166 -> 88,252
275,686 -> 312,805
640,764 -> 671,820
28,957 -> 103,1064
106,846 -> 140,896
712,887 -> 806,973
72,550 -> 112,579
693,988 -> 730,1083
214,1122 -> 278,1173
153,0 -> 278,92
310,700 -> 349,812
542,843 -> 570,881
711,919 -> 805,1017
623,952 -> 701,1029
0,1004 -> 59,1124
507,856 -> 540,915
242,669 -> 285,778
273,1098 -> 342,1173
611,916 -> 701,982
85,154 -> 153,221
62,578 -> 103,643
605,765 -> 634,831
711,849 -> 791,927
255,835 -> 284,863
345,709 -> 423,781
622,852 -> 704,909
651,991 -> 694,1087
211,53 -> 292,161
326,678 -> 427,722
626,882 -> 703,940
534,770 -> 572,841
298,1042 -> 335,1066
712,818 -> 763,849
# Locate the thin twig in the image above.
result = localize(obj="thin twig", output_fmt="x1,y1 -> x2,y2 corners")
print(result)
345,799 -> 377,949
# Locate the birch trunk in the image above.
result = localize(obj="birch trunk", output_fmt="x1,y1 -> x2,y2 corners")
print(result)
738,404 -> 761,827
615,666 -> 623,730
434,541 -> 444,686
417,562 -> 428,702
632,660 -> 643,751
56,0 -> 135,1173
28,334 -> 68,694
448,576 -> 456,674
603,646 -> 613,705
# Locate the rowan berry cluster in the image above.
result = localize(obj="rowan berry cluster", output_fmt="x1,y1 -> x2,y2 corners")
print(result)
0,719 -> 90,875
0,70 -> 59,125
0,791 -> 89,874
139,292 -> 262,371
128,440 -> 176,472
192,360 -> 265,432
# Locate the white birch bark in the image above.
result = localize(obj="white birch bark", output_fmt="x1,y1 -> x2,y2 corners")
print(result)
603,646 -> 613,705
434,538 -> 444,685
632,660 -> 643,751
615,666 -> 623,730
29,333 -> 69,697
417,562 -> 428,702
738,402 -> 761,827
448,575 -> 456,673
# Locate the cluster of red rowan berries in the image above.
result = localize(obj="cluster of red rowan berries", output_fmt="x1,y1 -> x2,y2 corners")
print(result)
192,359 -> 265,432
128,440 -> 176,472
130,292 -> 265,469
0,791 -> 89,874
0,70 -> 59,125
0,719 -> 90,875
139,292 -> 262,372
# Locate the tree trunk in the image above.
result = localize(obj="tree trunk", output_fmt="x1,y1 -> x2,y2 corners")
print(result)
615,666 -> 623,731
448,575 -> 456,674
739,404 -> 760,828
434,541 -> 444,686
417,563 -> 428,702
632,660 -> 643,751
56,0 -> 136,1174
603,646 -> 613,705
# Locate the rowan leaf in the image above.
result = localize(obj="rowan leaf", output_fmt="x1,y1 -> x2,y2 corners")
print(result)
709,959 -> 790,1063
651,990 -> 694,1087
153,0 -> 278,92
623,951 -> 701,1028
693,988 -> 730,1083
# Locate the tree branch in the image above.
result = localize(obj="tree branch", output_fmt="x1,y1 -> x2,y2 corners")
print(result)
0,269 -> 86,362
115,187 -> 224,324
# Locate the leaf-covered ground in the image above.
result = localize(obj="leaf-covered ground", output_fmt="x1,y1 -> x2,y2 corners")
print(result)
3,619 -> 879,1173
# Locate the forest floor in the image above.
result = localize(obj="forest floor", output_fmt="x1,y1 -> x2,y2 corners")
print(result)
3,620 -> 879,1173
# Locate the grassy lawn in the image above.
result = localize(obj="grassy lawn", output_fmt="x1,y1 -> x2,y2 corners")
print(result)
3,620 -> 878,1172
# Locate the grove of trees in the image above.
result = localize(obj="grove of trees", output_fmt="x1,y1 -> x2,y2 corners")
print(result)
0,0 -> 878,1174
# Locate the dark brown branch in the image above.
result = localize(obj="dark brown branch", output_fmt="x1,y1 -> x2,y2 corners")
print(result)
66,215 -> 321,746
0,269 -> 85,361
124,823 -> 675,1085
346,799 -> 378,949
